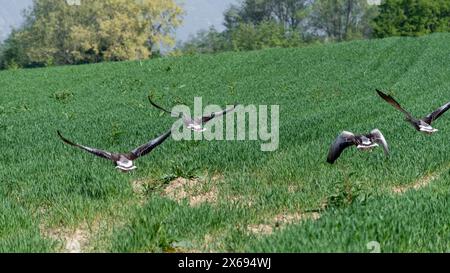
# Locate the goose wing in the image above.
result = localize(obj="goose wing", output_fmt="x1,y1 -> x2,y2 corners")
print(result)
369,129 -> 389,156
423,102 -> 450,125
327,131 -> 356,164
376,89 -> 413,118
148,96 -> 182,117
198,104 -> 238,124
57,131 -> 113,160
129,130 -> 172,160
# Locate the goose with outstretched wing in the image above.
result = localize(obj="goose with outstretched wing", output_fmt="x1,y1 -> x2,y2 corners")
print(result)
148,97 -> 237,132
327,129 -> 389,164
376,89 -> 450,134
57,130 -> 172,172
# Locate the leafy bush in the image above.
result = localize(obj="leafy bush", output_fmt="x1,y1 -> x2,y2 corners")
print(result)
372,0 -> 450,38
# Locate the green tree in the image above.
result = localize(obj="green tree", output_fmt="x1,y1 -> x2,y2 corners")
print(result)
179,0 -> 386,55
309,0 -> 378,41
182,0 -> 309,55
269,0 -> 310,29
238,0 -> 273,25
231,20 -> 302,51
224,0 -> 309,30
224,4 -> 243,31
2,0 -> 182,68
179,26 -> 231,54
0,30 -> 30,69
372,0 -> 450,38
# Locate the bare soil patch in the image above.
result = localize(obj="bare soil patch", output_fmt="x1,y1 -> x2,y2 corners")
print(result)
42,223 -> 93,253
163,174 -> 222,207
392,173 -> 440,194
247,212 -> 321,236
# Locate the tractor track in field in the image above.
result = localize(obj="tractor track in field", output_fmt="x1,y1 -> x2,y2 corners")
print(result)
247,211 -> 321,236
391,164 -> 449,195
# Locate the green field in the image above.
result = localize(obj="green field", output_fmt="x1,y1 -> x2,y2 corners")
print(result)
1,33 -> 450,253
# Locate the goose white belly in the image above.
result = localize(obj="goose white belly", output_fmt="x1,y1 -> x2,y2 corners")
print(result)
357,143 -> 378,151
419,124 -> 438,134
116,157 -> 136,171
187,123 -> 206,132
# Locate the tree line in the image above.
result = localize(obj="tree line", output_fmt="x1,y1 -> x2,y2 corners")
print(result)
178,0 -> 450,54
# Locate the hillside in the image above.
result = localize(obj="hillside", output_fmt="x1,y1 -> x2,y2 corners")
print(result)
0,33 -> 449,252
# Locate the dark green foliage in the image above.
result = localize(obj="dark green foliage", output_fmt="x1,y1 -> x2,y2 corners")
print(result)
0,31 -> 31,70
179,27 -> 232,54
180,0 -> 382,54
231,21 -> 303,51
181,21 -> 304,55
309,0 -> 378,41
373,0 -> 450,38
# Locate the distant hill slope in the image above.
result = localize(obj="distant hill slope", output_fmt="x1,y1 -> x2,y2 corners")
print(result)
0,33 -> 449,252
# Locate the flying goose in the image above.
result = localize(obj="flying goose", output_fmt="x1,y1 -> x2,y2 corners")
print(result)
376,89 -> 450,134
327,129 -> 389,164
148,97 -> 237,132
57,130 -> 172,172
